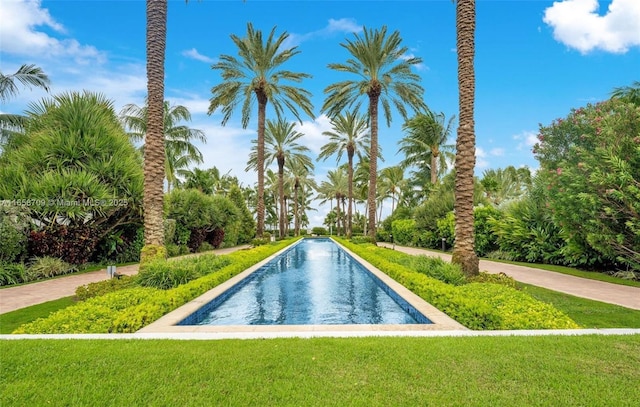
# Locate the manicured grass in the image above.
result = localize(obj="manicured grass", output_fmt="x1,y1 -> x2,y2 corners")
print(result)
486,258 -> 640,288
518,283 -> 640,328
1,336 -> 639,406
0,297 -> 76,334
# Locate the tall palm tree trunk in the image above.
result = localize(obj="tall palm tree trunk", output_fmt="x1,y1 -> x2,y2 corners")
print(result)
256,94 -> 267,238
452,0 -> 479,276
142,0 -> 167,254
347,152 -> 354,238
294,184 -> 300,236
278,158 -> 285,239
367,89 -> 381,240
335,197 -> 342,236
431,151 -> 438,185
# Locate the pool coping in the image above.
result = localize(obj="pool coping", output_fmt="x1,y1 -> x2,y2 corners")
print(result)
139,238 -> 468,334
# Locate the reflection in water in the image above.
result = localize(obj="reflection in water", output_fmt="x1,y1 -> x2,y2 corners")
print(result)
197,239 -> 420,325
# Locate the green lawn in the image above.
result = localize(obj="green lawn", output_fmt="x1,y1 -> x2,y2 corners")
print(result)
518,283 -> 640,328
1,336 -> 639,406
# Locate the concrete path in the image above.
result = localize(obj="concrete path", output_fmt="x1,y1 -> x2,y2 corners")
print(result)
378,243 -> 640,310
0,245 -> 250,314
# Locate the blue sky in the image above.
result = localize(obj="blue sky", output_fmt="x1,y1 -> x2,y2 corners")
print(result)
1,0 -> 639,226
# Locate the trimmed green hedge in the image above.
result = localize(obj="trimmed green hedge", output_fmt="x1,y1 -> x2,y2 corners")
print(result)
14,239 -> 300,334
336,238 -> 579,330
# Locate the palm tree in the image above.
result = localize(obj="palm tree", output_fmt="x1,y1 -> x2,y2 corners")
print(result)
319,168 -> 348,236
400,109 -> 455,185
208,23 -> 314,238
323,26 -> 426,240
0,64 -> 51,150
248,117 -> 313,238
142,0 -> 167,257
318,110 -> 371,237
0,64 -> 50,103
120,101 -> 206,193
452,0 -> 479,276
378,166 -> 406,216
288,160 -> 317,236
611,81 -> 640,105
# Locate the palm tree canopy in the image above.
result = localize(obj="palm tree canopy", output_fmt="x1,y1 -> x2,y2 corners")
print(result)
0,64 -> 50,103
399,109 -> 455,174
208,23 -> 314,127
317,110 -> 374,164
611,80 -> 640,105
322,26 -> 427,125
120,100 -> 205,189
246,117 -> 314,172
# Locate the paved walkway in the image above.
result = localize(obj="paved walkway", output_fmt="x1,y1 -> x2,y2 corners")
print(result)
378,243 -> 640,310
0,245 -> 250,314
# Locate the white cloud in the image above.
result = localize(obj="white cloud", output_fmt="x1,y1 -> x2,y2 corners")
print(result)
282,18 -> 362,48
490,148 -> 505,156
0,0 -> 104,63
294,114 -> 333,155
475,147 -> 489,169
181,48 -> 215,64
513,130 -> 538,151
543,0 -> 640,53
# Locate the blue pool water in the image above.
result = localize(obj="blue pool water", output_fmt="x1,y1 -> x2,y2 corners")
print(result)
179,238 -> 431,326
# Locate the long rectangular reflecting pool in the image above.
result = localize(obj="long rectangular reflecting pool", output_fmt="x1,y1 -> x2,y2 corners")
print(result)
179,238 -> 431,326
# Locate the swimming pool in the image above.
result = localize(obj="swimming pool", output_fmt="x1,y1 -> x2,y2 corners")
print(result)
178,238 -> 431,326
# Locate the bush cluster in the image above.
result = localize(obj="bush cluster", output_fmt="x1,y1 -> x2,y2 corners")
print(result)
0,257 -> 76,286
14,239 -> 299,334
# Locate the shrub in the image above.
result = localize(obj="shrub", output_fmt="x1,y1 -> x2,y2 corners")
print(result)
28,226 -> 99,265
75,276 -> 137,301
391,219 -> 416,245
166,244 -> 181,257
474,206 -> 502,257
410,255 -> 466,286
137,253 -> 232,290
312,227 -> 327,235
468,272 -> 517,288
350,235 -> 376,245
0,205 -> 29,263
250,238 -> 269,246
164,219 -> 176,244
27,257 -> 77,280
0,262 -> 28,286
197,242 -> 214,253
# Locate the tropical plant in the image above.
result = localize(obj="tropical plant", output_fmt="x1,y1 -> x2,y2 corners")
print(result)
0,91 -> 143,264
318,110 -> 371,237
534,98 -> 640,272
287,159 -> 317,236
480,166 -> 532,206
452,0 -> 480,276
142,0 -> 168,260
208,23 -> 314,238
399,108 -> 455,185
120,100 -> 205,193
247,117 -> 313,238
611,80 -> 640,105
318,167 -> 348,236
378,166 -> 406,216
0,64 -> 51,150
323,26 -> 426,240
